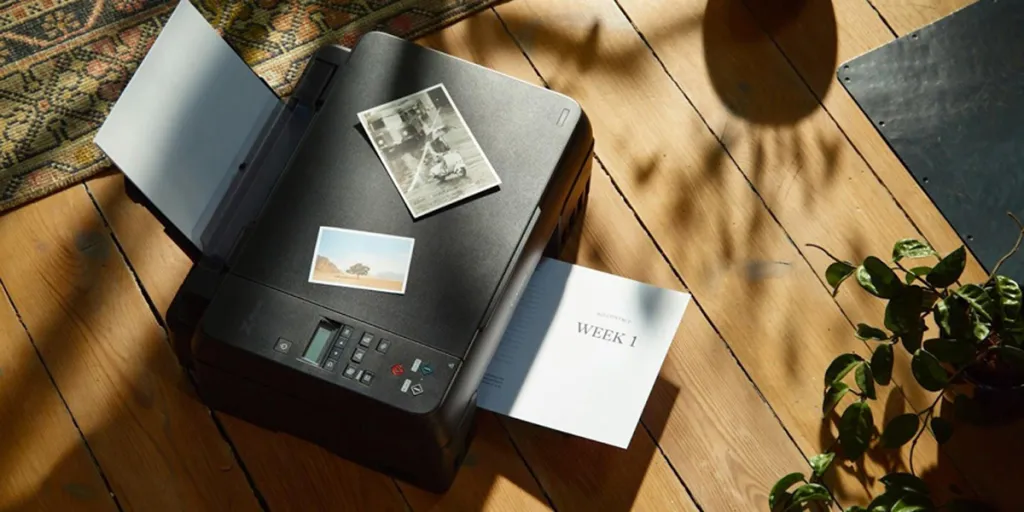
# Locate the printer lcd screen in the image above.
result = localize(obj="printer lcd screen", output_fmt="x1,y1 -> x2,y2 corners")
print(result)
303,323 -> 336,364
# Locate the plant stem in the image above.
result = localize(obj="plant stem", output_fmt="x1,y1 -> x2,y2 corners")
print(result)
893,259 -> 943,295
907,348 -> 995,475
909,407 -> 933,476
987,212 -> 1024,283
806,243 -> 846,264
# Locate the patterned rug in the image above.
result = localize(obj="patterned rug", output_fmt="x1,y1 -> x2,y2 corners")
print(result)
0,0 -> 502,213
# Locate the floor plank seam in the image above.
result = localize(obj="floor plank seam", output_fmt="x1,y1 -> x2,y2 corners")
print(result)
639,421 -> 704,512
608,0 -> 828,457
727,2 -> 984,497
0,276 -> 125,512
495,4 -> 820,504
735,0 -> 939,262
592,152 -> 799,508
491,7 -> 550,90
600,0 -> 970,505
490,9 -> 727,505
487,11 -> 604,508
79,182 -> 271,512
494,416 -> 560,511
863,0 -> 900,37
388,475 -> 414,512
80,183 -> 169,333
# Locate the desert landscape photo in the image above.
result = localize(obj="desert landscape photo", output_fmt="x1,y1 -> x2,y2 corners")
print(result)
311,256 -> 405,292
308,227 -> 414,294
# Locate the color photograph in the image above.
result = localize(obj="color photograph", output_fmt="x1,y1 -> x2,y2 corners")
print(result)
358,83 -> 502,218
308,226 -> 415,294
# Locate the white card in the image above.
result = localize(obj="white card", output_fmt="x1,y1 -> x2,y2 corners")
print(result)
477,258 -> 691,448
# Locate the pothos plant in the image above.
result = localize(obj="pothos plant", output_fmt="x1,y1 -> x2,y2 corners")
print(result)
768,221 -> 1024,512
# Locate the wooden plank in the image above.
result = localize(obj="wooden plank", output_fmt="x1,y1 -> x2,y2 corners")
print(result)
511,169 -> 808,511
740,0 -> 988,285
492,0 -> 969,506
0,185 -> 261,511
400,414 -> 553,512
421,10 -> 813,510
85,175 -> 410,512
0,290 -> 117,511
744,0 -> 1019,508
621,0 -> 983,462
608,0 -> 963,411
870,0 -> 977,36
84,177 -> 193,318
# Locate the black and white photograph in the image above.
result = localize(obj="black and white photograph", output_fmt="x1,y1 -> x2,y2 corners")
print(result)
358,84 -> 502,218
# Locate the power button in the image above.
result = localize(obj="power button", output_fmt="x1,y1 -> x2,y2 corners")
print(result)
274,339 -> 292,353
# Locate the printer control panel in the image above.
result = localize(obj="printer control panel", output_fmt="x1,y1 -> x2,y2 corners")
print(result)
273,317 -> 461,414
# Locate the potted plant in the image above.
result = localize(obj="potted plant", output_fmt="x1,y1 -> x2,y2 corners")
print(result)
769,216 -> 1024,511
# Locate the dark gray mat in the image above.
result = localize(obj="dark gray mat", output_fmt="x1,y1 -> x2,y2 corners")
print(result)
840,0 -> 1024,280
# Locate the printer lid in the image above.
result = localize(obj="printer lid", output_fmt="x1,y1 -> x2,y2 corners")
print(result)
94,0 -> 279,254
228,33 -> 583,357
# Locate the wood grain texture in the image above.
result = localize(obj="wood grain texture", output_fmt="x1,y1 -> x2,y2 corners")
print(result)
869,0 -> 977,36
0,291 -> 117,512
740,0 -> 988,286
613,0 -> 955,414
0,185 -> 260,511
544,169 -> 809,511
748,0 -> 1020,508
423,10 -> 812,510
84,178 -> 193,317
400,413 -> 553,512
492,0 -> 968,505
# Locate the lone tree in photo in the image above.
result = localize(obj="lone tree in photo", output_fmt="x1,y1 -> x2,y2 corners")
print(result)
346,263 -> 370,279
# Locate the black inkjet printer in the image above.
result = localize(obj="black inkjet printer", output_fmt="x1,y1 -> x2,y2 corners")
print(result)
94,1 -> 592,491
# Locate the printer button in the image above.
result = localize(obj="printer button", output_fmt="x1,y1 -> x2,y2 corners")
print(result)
324,359 -> 339,372
274,339 -> 292,354
329,348 -> 343,360
360,371 -> 374,385
351,348 -> 366,363
343,365 -> 358,379
410,383 -> 424,396
340,325 -> 354,338
359,333 -> 374,347
376,339 -> 390,353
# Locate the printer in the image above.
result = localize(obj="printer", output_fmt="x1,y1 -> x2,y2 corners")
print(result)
95,1 -> 593,492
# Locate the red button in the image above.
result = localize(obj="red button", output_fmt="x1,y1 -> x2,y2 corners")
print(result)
391,364 -> 405,376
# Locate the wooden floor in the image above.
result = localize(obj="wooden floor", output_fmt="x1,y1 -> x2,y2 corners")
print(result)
2,0 -> 1021,510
